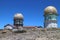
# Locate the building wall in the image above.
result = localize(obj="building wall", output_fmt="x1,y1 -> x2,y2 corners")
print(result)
14,19 -> 23,26
44,21 -> 57,28
14,19 -> 23,29
44,14 -> 57,28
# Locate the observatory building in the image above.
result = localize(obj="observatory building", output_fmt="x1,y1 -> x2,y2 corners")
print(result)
44,6 -> 58,28
14,13 -> 24,29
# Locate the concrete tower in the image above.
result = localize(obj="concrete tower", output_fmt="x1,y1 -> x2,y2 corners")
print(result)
14,13 -> 23,29
44,6 -> 58,28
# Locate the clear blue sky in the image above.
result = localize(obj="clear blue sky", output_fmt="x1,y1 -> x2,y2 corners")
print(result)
0,0 -> 60,29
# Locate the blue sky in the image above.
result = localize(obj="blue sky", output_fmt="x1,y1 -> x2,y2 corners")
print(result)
0,0 -> 60,29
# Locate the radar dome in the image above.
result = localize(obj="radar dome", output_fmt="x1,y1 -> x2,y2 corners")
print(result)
44,6 -> 57,15
14,13 -> 23,19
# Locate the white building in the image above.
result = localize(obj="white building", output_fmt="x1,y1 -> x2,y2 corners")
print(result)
4,24 -> 13,30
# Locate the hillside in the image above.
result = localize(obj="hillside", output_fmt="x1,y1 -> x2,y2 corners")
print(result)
0,28 -> 60,40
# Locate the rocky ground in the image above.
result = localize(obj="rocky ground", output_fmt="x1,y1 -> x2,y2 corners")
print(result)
0,28 -> 60,40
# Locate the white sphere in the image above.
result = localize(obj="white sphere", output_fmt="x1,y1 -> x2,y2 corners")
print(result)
14,13 -> 23,19
44,6 -> 57,14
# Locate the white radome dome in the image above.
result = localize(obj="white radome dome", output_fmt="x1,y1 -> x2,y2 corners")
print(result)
44,6 -> 57,14
14,13 -> 23,19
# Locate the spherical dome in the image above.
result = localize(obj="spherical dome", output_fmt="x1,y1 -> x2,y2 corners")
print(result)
14,13 -> 23,19
44,6 -> 57,14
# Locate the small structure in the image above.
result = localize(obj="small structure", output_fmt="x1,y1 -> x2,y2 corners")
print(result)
23,26 -> 36,30
4,24 -> 13,30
